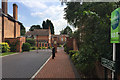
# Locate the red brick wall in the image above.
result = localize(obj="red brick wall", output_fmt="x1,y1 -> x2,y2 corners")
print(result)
0,16 -> 2,43
5,37 -> 25,52
2,16 -> 20,40
16,22 -> 20,37
4,17 -> 14,38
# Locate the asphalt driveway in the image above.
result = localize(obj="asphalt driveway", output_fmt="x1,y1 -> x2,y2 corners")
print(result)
2,49 -> 52,78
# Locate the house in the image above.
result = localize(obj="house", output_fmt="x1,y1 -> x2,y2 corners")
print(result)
51,34 -> 68,46
26,27 -> 51,48
1,0 -> 25,52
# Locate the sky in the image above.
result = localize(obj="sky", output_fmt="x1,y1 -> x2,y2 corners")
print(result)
0,0 -> 76,34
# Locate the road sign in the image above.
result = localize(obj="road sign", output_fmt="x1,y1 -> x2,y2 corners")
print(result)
101,58 -> 115,72
111,8 -> 120,43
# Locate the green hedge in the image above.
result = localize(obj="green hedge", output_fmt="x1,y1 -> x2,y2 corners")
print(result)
26,38 -> 35,47
31,46 -> 37,50
0,42 -> 10,53
22,43 -> 31,52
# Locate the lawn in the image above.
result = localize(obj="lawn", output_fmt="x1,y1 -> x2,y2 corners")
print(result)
0,52 -> 16,56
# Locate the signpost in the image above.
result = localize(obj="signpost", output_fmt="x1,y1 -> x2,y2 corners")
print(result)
111,8 -> 120,80
111,8 -> 120,43
101,58 -> 115,72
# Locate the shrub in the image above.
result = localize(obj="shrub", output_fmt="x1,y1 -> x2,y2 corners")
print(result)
69,50 -> 79,57
26,38 -> 35,47
5,40 -> 19,52
59,45 -> 62,47
48,46 -> 52,49
22,43 -> 31,52
31,47 -> 37,50
0,42 -> 10,53
42,47 -> 46,49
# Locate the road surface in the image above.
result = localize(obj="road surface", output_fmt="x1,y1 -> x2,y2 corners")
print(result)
2,49 -> 51,78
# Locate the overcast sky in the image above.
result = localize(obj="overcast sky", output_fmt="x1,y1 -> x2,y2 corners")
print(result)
0,0 -> 76,34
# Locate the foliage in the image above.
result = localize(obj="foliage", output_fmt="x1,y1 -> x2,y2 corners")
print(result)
59,45 -> 62,47
60,26 -> 72,35
26,38 -> 35,47
29,25 -> 42,31
0,42 -> 10,53
64,43 -> 73,54
22,43 -> 31,52
0,52 -> 16,56
64,2 -> 120,77
69,50 -> 79,57
5,40 -> 19,52
31,46 -> 37,50
20,23 -> 26,36
42,19 -> 55,34
39,47 -> 47,49
48,46 -> 52,49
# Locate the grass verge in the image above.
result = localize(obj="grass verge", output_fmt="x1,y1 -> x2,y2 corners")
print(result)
0,52 -> 16,56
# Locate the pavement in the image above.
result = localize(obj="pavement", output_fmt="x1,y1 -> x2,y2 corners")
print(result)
35,47 -> 80,78
2,49 -> 52,78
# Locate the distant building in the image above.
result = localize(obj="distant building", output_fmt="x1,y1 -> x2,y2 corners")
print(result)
26,27 -> 51,47
26,27 -> 68,47
51,34 -> 68,46
1,0 -> 25,52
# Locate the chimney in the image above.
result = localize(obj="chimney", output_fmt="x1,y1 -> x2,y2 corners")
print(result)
2,0 -> 7,14
13,3 -> 18,20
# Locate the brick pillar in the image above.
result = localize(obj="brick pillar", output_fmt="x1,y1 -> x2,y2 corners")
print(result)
54,37 -> 57,53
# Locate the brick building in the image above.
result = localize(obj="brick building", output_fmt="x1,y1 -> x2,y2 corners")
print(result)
51,34 -> 68,46
1,0 -> 25,52
26,27 -> 51,48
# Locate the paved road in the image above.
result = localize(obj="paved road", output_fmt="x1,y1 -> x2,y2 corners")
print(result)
2,49 -> 52,78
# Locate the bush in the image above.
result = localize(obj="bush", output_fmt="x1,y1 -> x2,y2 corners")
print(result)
26,38 -> 35,47
0,42 -> 10,53
31,46 -> 37,50
48,46 -> 52,49
5,40 -> 19,52
22,43 -> 31,52
69,50 -> 79,57
59,45 -> 62,47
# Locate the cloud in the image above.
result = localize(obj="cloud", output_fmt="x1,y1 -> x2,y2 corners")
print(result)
18,0 -> 71,34
30,5 -> 67,34
19,0 -> 48,9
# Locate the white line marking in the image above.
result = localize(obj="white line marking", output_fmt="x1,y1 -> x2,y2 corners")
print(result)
30,55 -> 52,80
1,53 -> 20,58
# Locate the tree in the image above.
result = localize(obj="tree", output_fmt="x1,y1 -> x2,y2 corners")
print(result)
20,23 -> 26,36
42,19 -> 55,34
29,25 -> 42,31
60,26 -> 72,35
64,2 -> 120,77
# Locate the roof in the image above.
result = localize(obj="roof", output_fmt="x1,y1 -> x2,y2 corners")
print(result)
26,29 -> 50,36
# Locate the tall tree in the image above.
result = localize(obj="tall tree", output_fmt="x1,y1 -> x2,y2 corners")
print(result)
60,26 -> 72,35
42,19 -> 55,34
29,25 -> 42,31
